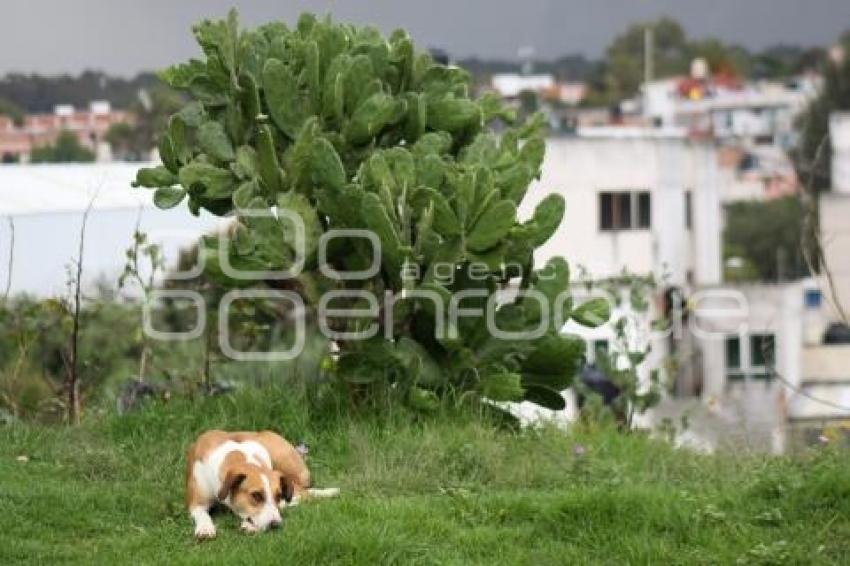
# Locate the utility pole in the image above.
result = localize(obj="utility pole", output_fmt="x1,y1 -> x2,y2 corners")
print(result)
644,26 -> 654,86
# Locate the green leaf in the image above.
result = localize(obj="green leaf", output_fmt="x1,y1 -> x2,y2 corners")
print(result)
343,54 -> 377,113
523,385 -> 565,410
175,102 -> 207,128
192,10 -> 238,74
238,71 -> 262,122
178,162 -> 236,199
158,59 -> 207,89
467,199 -> 516,252
521,334 -> 584,390
232,146 -> 259,180
198,121 -> 235,162
524,256 -> 570,326
133,166 -> 177,188
427,96 -> 481,134
518,137 -> 545,176
256,124 -> 283,194
496,163 -> 534,204
362,192 -> 403,279
158,134 -> 179,173
263,58 -> 311,138
526,193 -> 565,247
571,298 -> 611,328
411,187 -> 461,237
344,92 -> 406,145
423,237 -> 464,285
277,191 -> 323,263
153,187 -> 187,209
188,76 -> 229,106
480,371 -> 525,402
310,137 -> 346,191
168,116 -> 192,164
416,154 -> 446,190
233,180 -> 260,209
322,54 -> 350,122
402,92 -> 427,141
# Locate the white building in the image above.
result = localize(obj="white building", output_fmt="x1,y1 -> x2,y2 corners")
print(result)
491,74 -> 555,99
513,134 -> 724,427
522,135 -> 722,287
516,130 -> 850,451
642,75 -> 820,149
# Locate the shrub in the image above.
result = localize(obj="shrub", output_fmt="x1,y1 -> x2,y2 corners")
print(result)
134,10 -> 608,411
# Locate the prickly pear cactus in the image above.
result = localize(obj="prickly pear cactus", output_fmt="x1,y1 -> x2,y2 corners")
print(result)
134,10 -> 607,411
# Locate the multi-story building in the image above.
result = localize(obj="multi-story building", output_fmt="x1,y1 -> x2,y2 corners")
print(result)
0,101 -> 131,163
516,127 -> 850,451
513,133 -> 723,427
642,73 -> 820,150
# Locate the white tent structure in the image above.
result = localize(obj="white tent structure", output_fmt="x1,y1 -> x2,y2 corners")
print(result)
0,163 -> 219,297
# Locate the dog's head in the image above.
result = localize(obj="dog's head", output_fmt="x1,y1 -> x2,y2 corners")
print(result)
218,463 -> 294,533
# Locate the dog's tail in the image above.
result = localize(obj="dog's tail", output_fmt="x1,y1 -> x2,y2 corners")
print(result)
307,487 -> 340,499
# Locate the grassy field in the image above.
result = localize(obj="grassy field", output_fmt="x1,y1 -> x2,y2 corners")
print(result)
1,387 -> 848,565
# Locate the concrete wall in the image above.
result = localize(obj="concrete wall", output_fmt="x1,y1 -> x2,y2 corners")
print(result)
819,193 -> 850,318
803,345 -> 850,382
520,137 -> 721,287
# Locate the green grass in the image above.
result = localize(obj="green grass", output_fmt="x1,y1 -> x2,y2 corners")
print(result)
1,387 -> 848,565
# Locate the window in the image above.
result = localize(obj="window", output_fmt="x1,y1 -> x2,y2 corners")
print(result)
637,192 -> 651,228
593,339 -> 609,355
725,336 -> 744,382
599,191 -> 651,231
725,333 -> 776,384
586,339 -> 609,364
684,190 -> 693,230
750,334 -> 775,368
618,193 -> 632,229
725,336 -> 741,369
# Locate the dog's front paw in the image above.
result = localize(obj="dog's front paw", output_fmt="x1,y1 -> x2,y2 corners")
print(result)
194,523 -> 217,540
241,519 -> 259,534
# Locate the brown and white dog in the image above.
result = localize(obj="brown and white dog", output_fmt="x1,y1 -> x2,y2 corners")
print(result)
186,430 -> 339,539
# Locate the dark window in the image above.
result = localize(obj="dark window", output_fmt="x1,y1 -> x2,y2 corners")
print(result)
600,192 -> 614,230
725,335 -> 745,383
750,334 -> 775,369
637,192 -> 651,228
725,336 -> 741,369
593,339 -> 609,359
599,191 -> 649,231
616,193 -> 632,229
684,190 -> 693,230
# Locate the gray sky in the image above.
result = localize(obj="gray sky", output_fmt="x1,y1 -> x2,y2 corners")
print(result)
2,0 -> 850,76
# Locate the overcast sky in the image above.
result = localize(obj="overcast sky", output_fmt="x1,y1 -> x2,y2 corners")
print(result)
2,0 -> 849,76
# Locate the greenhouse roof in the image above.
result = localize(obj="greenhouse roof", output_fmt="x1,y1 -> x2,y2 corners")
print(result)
0,163 -> 157,216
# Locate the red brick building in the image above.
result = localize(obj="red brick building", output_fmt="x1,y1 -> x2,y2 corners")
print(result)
0,101 -> 131,163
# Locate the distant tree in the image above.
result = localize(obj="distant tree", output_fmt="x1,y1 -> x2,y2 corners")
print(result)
30,131 -> 95,163
687,39 -> 751,78
723,197 -> 811,282
603,18 -> 690,100
0,71 -> 161,113
517,89 -> 539,117
752,44 -> 826,79
0,97 -> 24,126
107,85 -> 184,161
794,33 -> 850,192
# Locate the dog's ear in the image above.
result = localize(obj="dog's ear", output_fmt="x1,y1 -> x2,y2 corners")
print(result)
218,471 -> 246,502
280,475 -> 295,503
